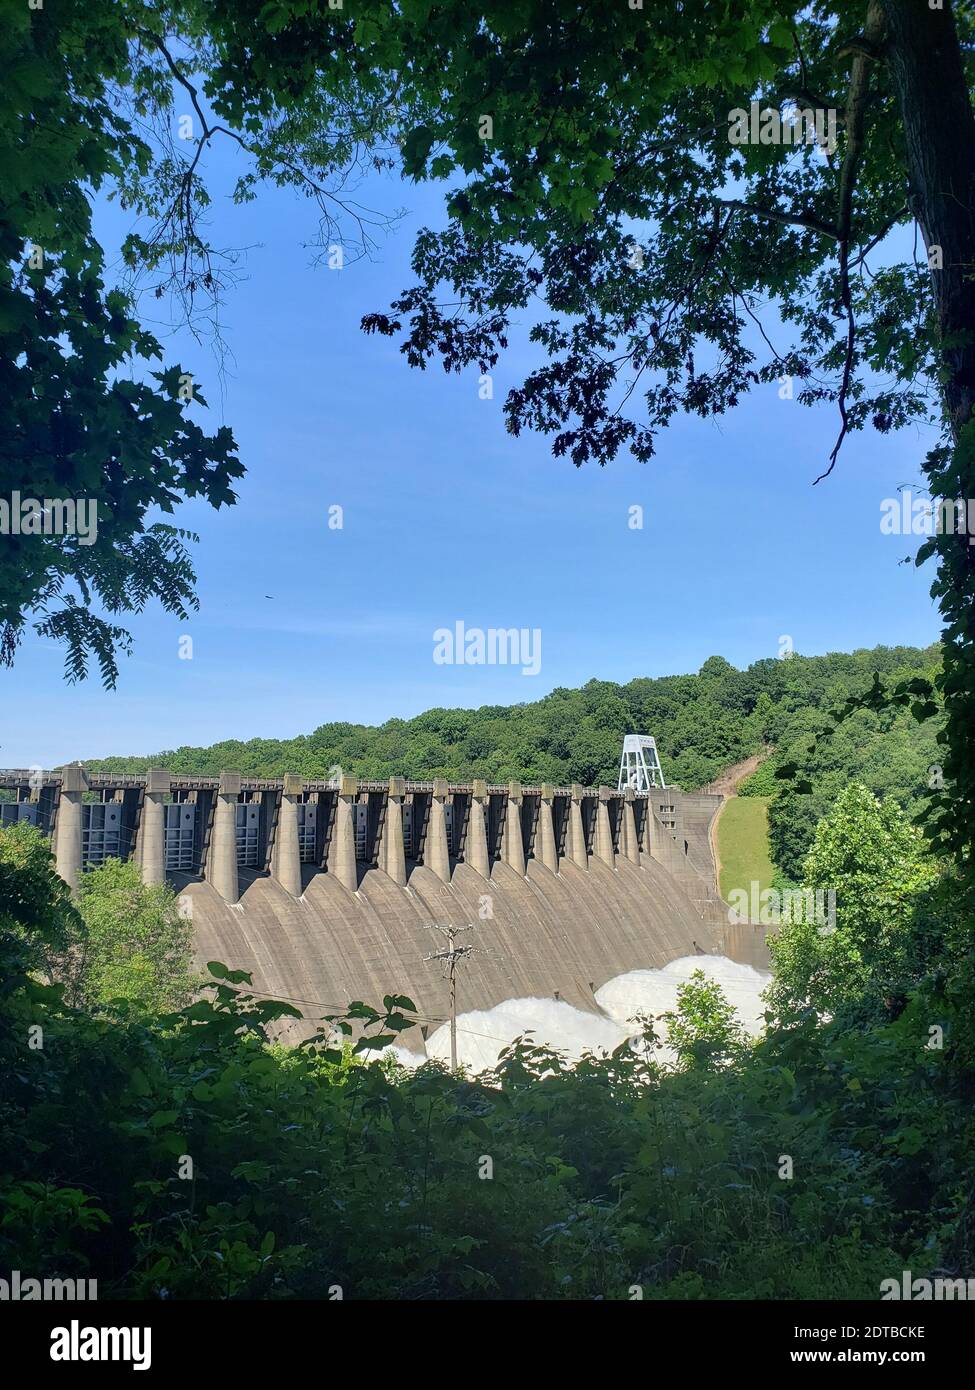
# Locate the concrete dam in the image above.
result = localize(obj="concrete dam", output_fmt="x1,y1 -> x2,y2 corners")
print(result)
0,766 -> 765,1045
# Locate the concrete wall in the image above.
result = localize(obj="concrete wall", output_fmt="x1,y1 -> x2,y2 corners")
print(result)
183,851 -> 720,1047
1,766 -> 768,1038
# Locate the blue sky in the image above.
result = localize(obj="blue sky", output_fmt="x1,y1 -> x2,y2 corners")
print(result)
2,141 -> 941,767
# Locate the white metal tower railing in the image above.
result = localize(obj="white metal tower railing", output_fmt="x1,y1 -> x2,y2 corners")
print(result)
617,734 -> 667,792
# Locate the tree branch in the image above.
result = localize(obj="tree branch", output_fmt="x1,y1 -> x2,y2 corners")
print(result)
815,0 -> 887,484
850,203 -> 910,271
718,199 -> 839,240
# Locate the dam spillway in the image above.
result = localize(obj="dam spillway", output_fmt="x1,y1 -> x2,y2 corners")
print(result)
0,767 -> 762,1042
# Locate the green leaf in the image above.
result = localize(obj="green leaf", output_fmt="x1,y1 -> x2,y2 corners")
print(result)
147,1110 -> 179,1128
383,994 -> 417,1013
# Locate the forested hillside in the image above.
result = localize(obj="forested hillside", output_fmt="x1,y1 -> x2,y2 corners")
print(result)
735,649 -> 943,880
88,643 -> 941,881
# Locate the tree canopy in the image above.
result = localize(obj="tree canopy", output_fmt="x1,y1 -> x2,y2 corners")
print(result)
0,0 -> 248,684
766,781 -> 938,1020
358,0 -> 961,465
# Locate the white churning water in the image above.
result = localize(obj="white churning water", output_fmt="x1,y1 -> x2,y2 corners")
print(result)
386,955 -> 770,1074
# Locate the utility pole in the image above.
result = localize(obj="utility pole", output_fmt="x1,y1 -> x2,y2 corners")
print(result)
422,923 -> 477,1071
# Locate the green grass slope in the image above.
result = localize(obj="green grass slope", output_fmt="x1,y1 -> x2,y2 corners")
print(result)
716,795 -> 775,903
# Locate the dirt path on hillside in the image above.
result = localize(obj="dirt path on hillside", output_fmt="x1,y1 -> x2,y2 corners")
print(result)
702,753 -> 766,801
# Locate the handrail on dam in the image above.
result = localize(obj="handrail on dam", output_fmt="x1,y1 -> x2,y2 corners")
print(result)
1,767 -> 650,798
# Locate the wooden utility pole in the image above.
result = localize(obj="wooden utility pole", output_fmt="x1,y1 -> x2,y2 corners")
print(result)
422,923 -> 477,1071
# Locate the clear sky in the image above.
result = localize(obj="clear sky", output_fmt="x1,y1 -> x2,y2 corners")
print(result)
1,141 -> 941,768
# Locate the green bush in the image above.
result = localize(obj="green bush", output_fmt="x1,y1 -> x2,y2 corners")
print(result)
767,784 -> 939,1024
75,859 -> 199,1013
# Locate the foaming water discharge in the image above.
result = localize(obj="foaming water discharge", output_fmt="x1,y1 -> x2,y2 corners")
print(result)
419,998 -> 631,1072
596,955 -> 769,1037
396,955 -> 769,1073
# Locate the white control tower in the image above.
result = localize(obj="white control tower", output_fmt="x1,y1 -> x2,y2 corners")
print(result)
617,734 -> 667,792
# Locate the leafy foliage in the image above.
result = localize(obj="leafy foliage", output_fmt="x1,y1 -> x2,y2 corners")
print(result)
664,969 -> 748,1072
0,819 -> 79,992
0,0 -> 400,683
1,828 -> 973,1300
74,858 -> 200,1014
344,1 -> 971,466
0,0 -> 245,683
766,784 -> 939,1023
756,648 -> 944,880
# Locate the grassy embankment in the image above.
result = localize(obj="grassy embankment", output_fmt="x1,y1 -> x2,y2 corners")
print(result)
716,795 -> 774,902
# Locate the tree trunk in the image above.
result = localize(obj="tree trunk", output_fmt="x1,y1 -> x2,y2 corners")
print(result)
881,0 -> 975,436
881,0 -> 975,863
